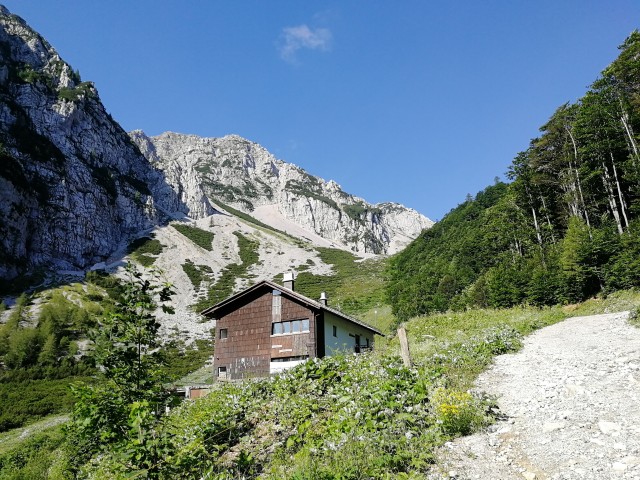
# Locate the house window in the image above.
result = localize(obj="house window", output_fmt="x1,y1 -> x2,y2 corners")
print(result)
271,319 -> 310,336
272,290 -> 281,323
332,325 -> 337,337
217,366 -> 227,378
219,328 -> 228,339
271,355 -> 309,362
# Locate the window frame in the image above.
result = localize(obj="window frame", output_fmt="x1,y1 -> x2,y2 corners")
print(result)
270,318 -> 311,336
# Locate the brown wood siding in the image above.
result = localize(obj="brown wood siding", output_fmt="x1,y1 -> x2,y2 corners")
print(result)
213,288 -> 320,380
213,291 -> 272,380
271,295 -> 314,359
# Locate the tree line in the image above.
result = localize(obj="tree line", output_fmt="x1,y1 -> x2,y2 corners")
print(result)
387,31 -> 640,321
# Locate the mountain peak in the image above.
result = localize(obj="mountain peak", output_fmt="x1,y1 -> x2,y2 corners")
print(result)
132,131 -> 433,255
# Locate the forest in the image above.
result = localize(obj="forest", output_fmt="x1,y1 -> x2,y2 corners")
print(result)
387,31 -> 640,321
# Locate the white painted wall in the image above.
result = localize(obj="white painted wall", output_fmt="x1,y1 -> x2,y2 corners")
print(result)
270,359 -> 306,374
323,312 -> 373,356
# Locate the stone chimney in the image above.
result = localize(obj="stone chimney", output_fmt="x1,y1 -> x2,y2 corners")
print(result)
319,292 -> 328,306
283,272 -> 295,291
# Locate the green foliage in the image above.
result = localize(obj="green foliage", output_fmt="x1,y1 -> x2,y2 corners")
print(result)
0,422 -> 66,479
64,287 -> 640,477
292,247 -> 389,320
180,259 -> 213,289
161,338 -> 213,384
79,353 -> 452,478
285,179 -> 339,210
0,371 -> 91,433
342,201 -> 382,221
202,179 -> 252,207
57,81 -> 95,102
66,263 -> 175,476
387,30 -> 640,319
171,222 -> 214,251
214,200 -> 289,236
432,388 -> 485,436
0,289 -> 99,431
17,64 -> 52,88
128,236 -> 164,267
85,269 -> 123,301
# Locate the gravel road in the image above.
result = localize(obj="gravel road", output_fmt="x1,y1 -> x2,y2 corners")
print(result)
431,312 -> 640,480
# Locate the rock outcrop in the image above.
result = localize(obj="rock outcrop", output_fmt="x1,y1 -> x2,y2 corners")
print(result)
131,131 -> 433,255
0,7 -> 212,279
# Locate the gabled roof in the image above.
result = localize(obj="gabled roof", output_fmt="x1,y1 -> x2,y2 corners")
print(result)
201,279 -> 383,336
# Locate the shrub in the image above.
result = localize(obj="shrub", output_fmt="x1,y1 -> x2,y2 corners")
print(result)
172,223 -> 214,251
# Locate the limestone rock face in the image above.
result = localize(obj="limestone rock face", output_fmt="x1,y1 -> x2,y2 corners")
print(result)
132,132 -> 434,254
0,7 -> 191,277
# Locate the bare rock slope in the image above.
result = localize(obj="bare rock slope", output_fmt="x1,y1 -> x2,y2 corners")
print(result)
131,131 -> 433,255
432,312 -> 640,479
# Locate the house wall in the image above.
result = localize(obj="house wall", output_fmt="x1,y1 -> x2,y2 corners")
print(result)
213,291 -> 272,380
213,289 -> 317,380
323,312 -> 374,355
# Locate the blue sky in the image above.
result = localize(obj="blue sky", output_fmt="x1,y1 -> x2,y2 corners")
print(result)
3,1 -> 639,220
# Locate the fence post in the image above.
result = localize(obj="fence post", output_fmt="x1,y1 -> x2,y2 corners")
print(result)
398,327 -> 412,367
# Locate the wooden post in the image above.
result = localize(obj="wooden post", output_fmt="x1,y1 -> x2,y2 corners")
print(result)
398,327 -> 412,367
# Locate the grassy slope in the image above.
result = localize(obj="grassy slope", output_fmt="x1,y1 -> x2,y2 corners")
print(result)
4,289 -> 640,478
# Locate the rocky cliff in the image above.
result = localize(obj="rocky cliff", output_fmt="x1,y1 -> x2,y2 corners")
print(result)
131,131 -> 433,255
0,6 -> 194,278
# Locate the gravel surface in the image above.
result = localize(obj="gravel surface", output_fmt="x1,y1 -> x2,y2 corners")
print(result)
430,312 -> 640,480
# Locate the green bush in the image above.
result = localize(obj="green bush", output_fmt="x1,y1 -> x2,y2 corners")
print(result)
0,372 -> 92,432
181,260 -> 212,289
172,223 -> 214,251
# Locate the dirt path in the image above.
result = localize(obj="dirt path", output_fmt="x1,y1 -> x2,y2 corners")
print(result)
431,312 -> 640,480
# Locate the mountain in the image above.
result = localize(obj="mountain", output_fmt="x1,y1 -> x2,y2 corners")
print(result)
0,6 -> 431,286
130,131 -> 433,255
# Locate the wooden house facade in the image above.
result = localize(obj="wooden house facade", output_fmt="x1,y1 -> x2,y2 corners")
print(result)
201,276 -> 382,380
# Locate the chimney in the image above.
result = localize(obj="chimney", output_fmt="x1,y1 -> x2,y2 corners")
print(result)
283,272 -> 295,291
319,292 -> 327,306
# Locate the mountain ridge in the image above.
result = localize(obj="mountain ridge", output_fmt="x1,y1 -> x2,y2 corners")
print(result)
130,130 -> 433,256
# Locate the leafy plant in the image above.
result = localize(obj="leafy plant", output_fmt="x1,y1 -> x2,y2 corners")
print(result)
66,263 -> 175,475
128,236 -> 164,267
